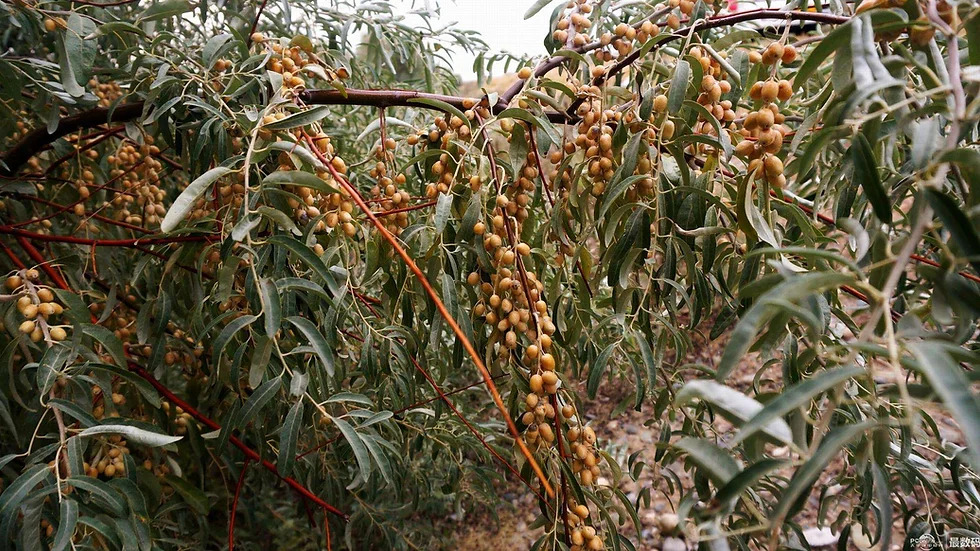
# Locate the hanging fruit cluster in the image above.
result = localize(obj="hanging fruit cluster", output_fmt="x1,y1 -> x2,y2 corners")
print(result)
567,499 -> 604,550
89,77 -> 124,108
254,32 -> 348,93
103,136 -> 171,228
690,46 -> 737,157
368,135 -> 412,236
81,435 -> 129,478
6,270 -> 68,343
737,42 -> 797,189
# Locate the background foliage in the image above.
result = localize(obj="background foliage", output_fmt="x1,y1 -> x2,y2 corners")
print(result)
0,0 -> 979,549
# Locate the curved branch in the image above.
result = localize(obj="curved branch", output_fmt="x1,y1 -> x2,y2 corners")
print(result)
1,103 -> 144,178
0,226 -> 212,246
563,9 -> 849,116
0,89 -> 571,176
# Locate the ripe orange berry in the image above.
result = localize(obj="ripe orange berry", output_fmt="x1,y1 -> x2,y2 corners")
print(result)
781,44 -> 798,64
760,80 -> 779,102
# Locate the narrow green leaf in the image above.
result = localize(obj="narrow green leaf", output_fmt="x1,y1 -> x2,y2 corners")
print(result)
211,314 -> 257,366
239,377 -> 282,428
674,437 -> 741,485
268,235 -> 335,284
434,192 -> 452,234
851,134 -> 891,224
333,418 -> 372,488
407,98 -> 469,127
263,170 -> 341,195
51,499 -> 78,551
259,278 -> 281,338
587,343 -> 615,399
278,400 -> 304,478
732,366 -> 865,445
263,106 -> 332,130
79,425 -> 181,447
287,316 -> 335,376
667,60 -> 690,114
524,0 -> 557,19
160,166 -> 232,232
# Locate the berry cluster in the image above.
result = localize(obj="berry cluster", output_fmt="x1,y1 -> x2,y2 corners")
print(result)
6,270 -> 68,343
737,43 -> 797,189
367,137 -> 412,236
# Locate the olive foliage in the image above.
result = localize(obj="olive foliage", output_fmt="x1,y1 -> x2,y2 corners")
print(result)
0,0 -> 979,550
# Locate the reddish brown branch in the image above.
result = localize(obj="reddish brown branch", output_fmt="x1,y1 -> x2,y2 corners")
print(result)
1,241 -> 27,269
408,356 -> 544,501
0,226 -> 211,246
229,458 -> 251,551
127,361 -> 348,519
371,200 -> 436,218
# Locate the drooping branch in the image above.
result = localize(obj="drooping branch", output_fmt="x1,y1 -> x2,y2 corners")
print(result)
302,131 -> 556,499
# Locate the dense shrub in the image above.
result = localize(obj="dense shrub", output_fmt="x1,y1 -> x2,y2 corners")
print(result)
0,0 -> 978,549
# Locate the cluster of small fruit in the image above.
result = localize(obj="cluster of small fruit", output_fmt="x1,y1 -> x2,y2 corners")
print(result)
88,291 -> 139,343
575,97 -> 622,197
290,134 -> 359,237
551,0 -> 595,48
252,32 -> 348,93
689,47 -> 737,157
567,422 -> 601,486
189,170 -> 246,226
413,113 -> 477,199
81,435 -> 129,478
90,379 -> 129,420
101,136 -> 170,228
88,77 -> 124,108
7,116 -> 30,145
736,43 -> 798,189
367,136 -> 412,236
6,270 -> 68,343
566,500 -> 605,550
162,402 -> 197,436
